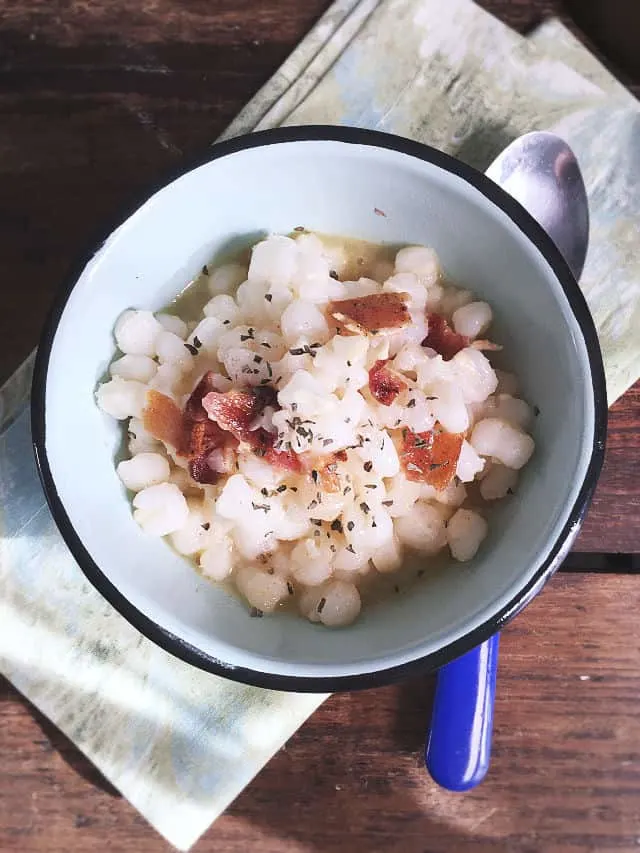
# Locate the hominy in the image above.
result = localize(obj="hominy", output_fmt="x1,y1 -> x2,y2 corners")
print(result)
96,233 -> 535,626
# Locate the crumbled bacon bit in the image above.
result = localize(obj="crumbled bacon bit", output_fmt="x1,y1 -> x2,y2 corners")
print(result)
143,390 -> 185,450
186,421 -> 237,485
223,420 -> 303,474
243,426 -> 274,455
328,292 -> 410,335
369,359 -> 407,406
146,373 -> 351,486
208,445 -> 237,475
422,313 -> 469,360
144,384 -> 243,485
202,386 -> 276,443
185,371 -> 221,422
400,427 -> 464,490
189,454 -> 218,484
187,419 -> 227,457
264,445 -> 303,474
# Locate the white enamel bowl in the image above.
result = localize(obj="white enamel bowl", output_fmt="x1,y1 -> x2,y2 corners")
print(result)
32,127 -> 606,691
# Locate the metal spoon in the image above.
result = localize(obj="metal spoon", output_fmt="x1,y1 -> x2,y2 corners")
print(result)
425,132 -> 589,792
486,131 -> 589,279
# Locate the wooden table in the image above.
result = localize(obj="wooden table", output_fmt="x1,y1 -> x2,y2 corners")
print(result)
1,1 -> 639,850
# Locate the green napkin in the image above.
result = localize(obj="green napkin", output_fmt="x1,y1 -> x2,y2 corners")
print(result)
1,2 -> 637,849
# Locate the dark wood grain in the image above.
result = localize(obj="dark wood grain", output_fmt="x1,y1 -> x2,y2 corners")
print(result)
2,572 -> 640,852
564,0 -> 640,78
1,1 -> 639,851
577,382 -> 640,553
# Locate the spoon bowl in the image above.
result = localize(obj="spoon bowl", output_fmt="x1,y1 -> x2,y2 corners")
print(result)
485,131 -> 589,279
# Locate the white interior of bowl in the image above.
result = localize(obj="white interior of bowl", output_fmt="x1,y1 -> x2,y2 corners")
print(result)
43,138 -> 595,679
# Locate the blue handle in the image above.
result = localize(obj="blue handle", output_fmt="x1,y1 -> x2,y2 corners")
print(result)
425,634 -> 500,791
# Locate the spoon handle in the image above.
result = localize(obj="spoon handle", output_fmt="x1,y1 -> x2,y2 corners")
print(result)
425,633 -> 500,791
424,132 -> 586,791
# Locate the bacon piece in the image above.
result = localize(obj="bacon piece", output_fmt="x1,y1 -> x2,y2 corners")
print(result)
187,419 -> 227,457
188,424 -> 237,484
368,359 -> 407,406
422,313 -> 469,360
205,406 -> 302,474
248,431 -> 345,481
400,427 -> 464,490
189,437 -> 238,485
328,292 -> 410,335
243,426 -> 275,455
143,390 -> 185,450
143,386 -> 240,484
200,383 -> 293,476
201,386 -> 276,443
185,371 -> 225,422
264,446 -> 304,474
234,423 -> 304,474
188,452 -> 228,485
208,444 -> 237,476
189,455 -> 219,485
185,416 -> 236,485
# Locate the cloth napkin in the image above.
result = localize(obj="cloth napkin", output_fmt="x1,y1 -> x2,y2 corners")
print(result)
1,1 -> 638,849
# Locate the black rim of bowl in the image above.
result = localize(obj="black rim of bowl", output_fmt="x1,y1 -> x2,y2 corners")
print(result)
31,125 -> 608,693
